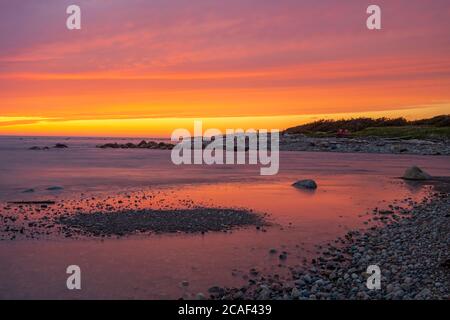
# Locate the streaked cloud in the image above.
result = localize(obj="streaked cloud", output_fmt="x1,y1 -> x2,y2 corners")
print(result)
0,0 -> 449,135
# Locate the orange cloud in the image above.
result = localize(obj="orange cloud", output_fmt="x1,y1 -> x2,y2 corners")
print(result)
1,0 -> 449,136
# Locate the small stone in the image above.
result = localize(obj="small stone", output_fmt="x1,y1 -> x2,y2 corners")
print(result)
279,253 -> 288,260
415,288 -> 431,299
402,166 -> 431,181
53,143 -> 68,149
257,286 -> 271,300
303,275 -> 312,283
47,186 -> 64,191
208,286 -> 224,295
386,284 -> 394,293
292,179 -> 318,190
291,287 -> 300,299
195,293 -> 206,300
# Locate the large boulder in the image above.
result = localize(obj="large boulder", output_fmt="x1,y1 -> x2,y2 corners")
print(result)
137,140 -> 148,148
292,179 -> 318,190
53,143 -> 68,149
402,166 -> 431,180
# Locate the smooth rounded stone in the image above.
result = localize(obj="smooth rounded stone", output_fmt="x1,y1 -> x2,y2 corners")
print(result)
314,279 -> 325,287
182,293 -> 193,300
300,289 -> 310,298
292,179 -> 318,190
195,293 -> 206,300
53,143 -> 68,149
393,289 -> 405,299
356,291 -> 369,299
309,266 -> 318,273
402,166 -> 431,181
47,186 -> 64,191
294,279 -> 306,286
415,288 -> 431,299
208,286 -> 225,295
270,283 -> 282,291
326,261 -> 337,270
291,287 -> 300,299
257,287 -> 272,300
403,277 -> 413,284
232,291 -> 244,299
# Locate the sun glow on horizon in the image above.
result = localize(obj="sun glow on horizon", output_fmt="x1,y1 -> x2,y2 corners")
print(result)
1,1 -> 449,136
0,105 -> 447,138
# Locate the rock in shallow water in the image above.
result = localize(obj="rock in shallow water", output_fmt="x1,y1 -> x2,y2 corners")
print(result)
195,293 -> 206,300
292,179 -> 318,190
47,186 -> 64,191
53,143 -> 68,149
402,166 -> 431,180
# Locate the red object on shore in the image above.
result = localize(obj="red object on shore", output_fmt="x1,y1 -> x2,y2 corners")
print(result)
336,129 -> 350,137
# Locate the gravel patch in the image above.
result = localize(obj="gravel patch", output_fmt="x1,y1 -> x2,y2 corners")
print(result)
57,208 -> 267,237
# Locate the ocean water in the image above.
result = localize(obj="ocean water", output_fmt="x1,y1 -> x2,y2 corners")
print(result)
0,136 -> 449,299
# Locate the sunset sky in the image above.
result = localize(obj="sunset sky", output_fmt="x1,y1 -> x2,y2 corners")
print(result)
0,0 -> 449,137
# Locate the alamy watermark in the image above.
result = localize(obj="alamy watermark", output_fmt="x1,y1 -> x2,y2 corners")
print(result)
66,265 -> 81,290
66,5 -> 81,30
65,4 -> 381,31
366,265 -> 381,290
366,5 -> 382,30
171,121 -> 280,176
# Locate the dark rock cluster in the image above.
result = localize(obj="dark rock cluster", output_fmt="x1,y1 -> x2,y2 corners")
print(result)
96,140 -> 174,150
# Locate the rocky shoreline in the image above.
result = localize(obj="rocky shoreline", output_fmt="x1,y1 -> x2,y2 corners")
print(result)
94,136 -> 449,156
280,135 -> 450,155
211,180 -> 449,300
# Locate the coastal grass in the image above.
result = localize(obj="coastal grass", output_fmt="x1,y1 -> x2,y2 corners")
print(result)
284,115 -> 450,139
352,126 -> 450,139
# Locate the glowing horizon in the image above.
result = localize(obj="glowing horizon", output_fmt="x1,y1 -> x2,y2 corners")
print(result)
0,105 -> 447,138
1,0 -> 449,136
